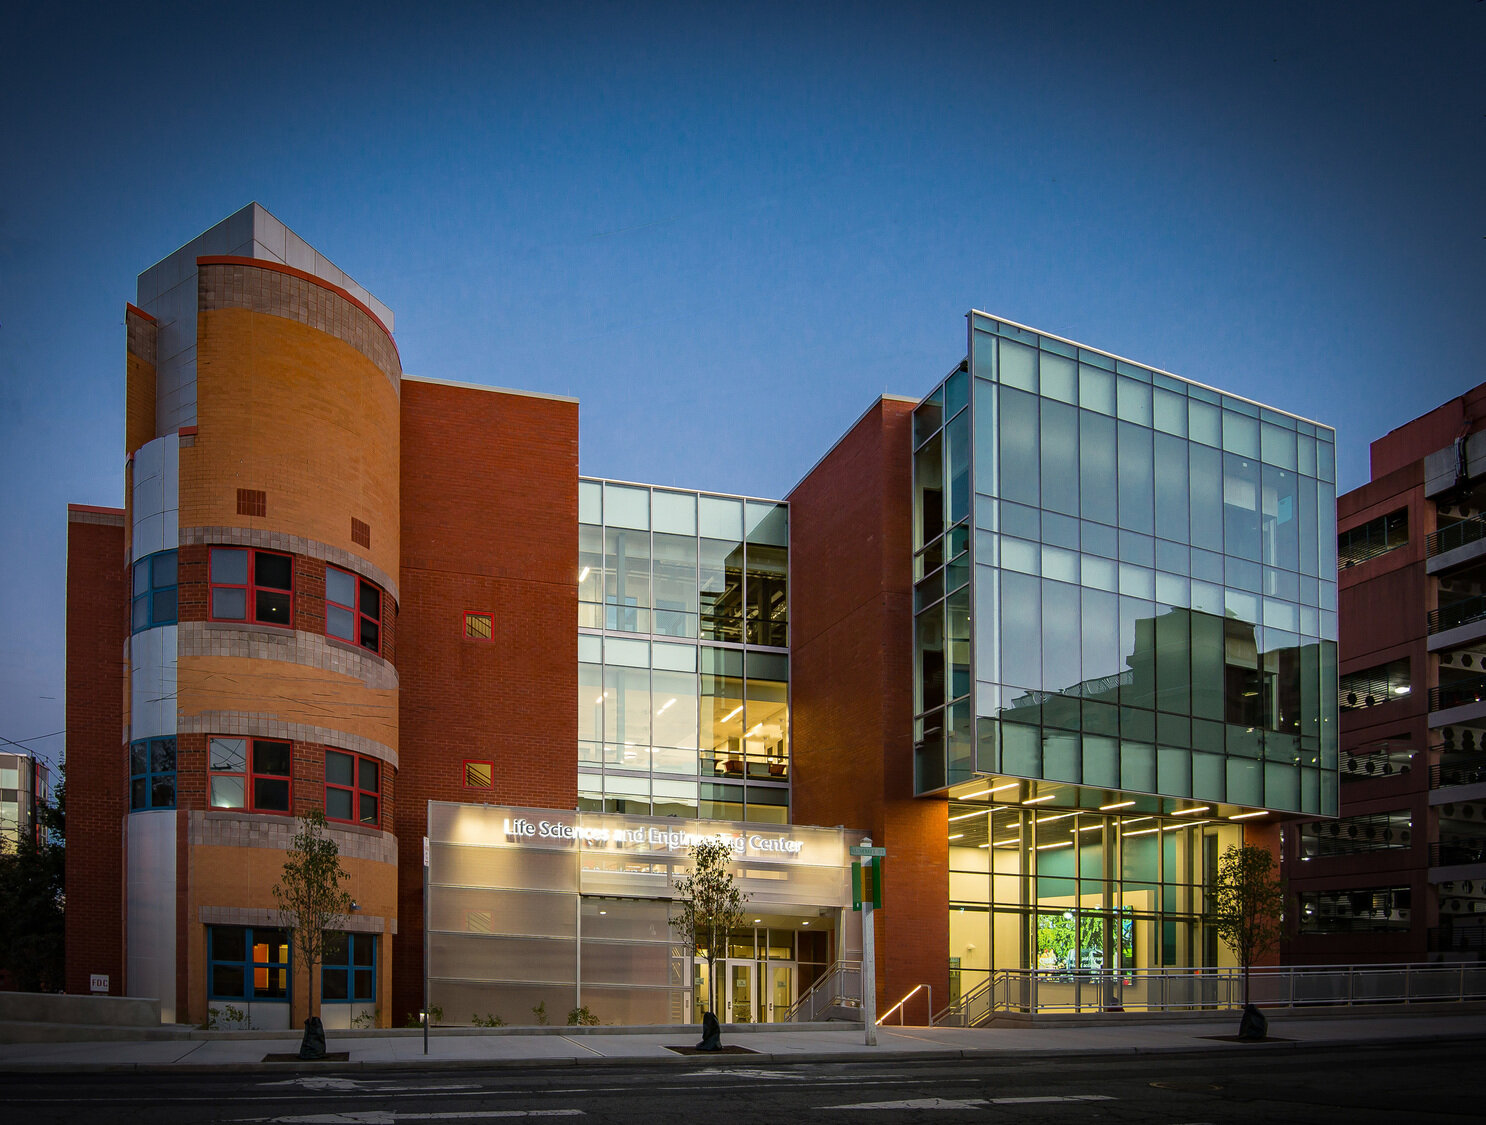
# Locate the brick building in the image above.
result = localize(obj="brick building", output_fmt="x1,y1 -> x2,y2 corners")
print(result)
1284,384 -> 1486,964
65,205 -> 1338,1028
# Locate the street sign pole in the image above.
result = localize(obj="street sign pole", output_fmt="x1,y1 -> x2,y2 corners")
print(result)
423,833 -> 430,1056
858,837 -> 878,1046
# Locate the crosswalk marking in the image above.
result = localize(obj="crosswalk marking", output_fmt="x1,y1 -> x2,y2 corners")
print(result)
825,1094 -> 1115,1111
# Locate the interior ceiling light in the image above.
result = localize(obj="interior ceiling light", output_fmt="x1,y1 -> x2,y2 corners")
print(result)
656,698 -> 676,715
1393,685 -> 1411,695
992,837 -> 1020,846
949,808 -> 989,822
1076,823 -> 1103,832
578,566 -> 591,582
1123,826 -> 1160,837
1036,840 -> 1073,850
1023,793 -> 1057,805
958,782 -> 1019,799
947,833 -> 964,840
1229,810 -> 1270,820
1173,805 -> 1210,816
721,705 -> 743,722
1035,812 -> 1074,824
1122,816 -> 1153,826
1099,800 -> 1136,811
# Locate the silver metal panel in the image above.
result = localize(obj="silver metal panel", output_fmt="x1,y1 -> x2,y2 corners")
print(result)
125,811 -> 177,1022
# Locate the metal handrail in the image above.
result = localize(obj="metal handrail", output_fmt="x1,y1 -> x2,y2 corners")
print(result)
934,962 -> 1486,1023
1433,758 -> 1486,789
1430,515 -> 1486,558
784,959 -> 862,1022
1432,675 -> 1486,712
877,983 -> 933,1027
1430,595 -> 1486,635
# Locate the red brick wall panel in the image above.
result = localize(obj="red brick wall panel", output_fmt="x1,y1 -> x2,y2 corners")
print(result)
65,509 -> 129,994
788,398 -> 948,1012
392,379 -> 578,1020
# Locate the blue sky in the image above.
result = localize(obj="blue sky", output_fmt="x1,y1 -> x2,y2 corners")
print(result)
1,1 -> 1481,775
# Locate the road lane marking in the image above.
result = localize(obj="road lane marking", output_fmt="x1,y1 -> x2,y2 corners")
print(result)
260,1078 -> 479,1093
239,1111 -> 583,1123
825,1098 -> 989,1111
824,1094 -> 1116,1111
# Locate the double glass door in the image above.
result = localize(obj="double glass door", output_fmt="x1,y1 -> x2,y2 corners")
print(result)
698,960 -> 796,1023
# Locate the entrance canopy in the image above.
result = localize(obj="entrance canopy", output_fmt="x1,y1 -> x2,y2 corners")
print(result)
426,802 -> 852,1025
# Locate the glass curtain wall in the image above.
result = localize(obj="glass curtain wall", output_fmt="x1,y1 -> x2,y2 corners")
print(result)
579,480 -> 790,823
947,802 -> 1243,989
913,314 -> 1340,817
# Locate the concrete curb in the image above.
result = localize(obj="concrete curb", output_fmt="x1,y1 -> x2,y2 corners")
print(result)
2,1030 -> 1481,1075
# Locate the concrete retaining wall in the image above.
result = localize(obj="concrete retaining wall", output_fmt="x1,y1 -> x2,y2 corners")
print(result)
0,992 -> 160,1027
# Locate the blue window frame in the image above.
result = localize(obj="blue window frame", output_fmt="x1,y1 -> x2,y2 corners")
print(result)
132,550 -> 178,632
322,932 -> 376,1003
129,737 -> 176,810
208,925 -> 290,1001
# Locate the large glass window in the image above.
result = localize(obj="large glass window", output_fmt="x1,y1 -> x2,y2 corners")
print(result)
322,932 -> 376,1003
208,925 -> 290,1001
128,737 -> 175,810
579,481 -> 789,822
326,566 -> 382,655
209,737 -> 292,813
922,314 -> 1337,813
325,749 -> 380,827
132,550 -> 178,632
211,548 -> 292,626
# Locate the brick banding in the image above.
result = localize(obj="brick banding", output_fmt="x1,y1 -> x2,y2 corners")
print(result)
197,258 -> 401,389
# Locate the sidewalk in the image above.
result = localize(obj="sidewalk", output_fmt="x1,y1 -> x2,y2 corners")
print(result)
1,1009 -> 1483,1072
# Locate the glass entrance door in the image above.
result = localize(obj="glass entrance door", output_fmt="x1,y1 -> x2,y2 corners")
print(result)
765,963 -> 794,1022
725,960 -> 757,1023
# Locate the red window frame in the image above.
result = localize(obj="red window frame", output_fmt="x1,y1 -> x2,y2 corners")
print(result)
208,737 -> 293,814
326,565 -> 382,655
325,749 -> 380,827
210,547 -> 294,627
464,611 -> 493,641
463,759 -> 494,789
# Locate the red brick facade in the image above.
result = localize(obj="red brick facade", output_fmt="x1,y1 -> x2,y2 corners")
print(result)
392,379 -> 580,1021
788,398 -> 949,1020
64,507 -> 128,995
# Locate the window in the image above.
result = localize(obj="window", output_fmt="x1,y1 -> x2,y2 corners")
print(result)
326,566 -> 381,654
326,750 -> 380,826
129,737 -> 176,810
1297,887 -> 1411,934
132,551 -> 178,632
208,925 -> 290,1000
465,612 -> 493,641
1338,508 -> 1407,568
1339,659 -> 1410,711
322,932 -> 375,1003
210,548 -> 292,626
464,760 -> 493,788
209,737 -> 292,813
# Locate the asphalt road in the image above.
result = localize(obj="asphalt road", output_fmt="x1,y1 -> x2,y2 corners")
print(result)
2,1038 -> 1479,1124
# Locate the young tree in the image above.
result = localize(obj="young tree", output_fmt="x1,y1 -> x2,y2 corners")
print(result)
671,838 -> 747,1022
273,810 -> 353,1043
0,775 -> 64,992
1210,843 -> 1286,1006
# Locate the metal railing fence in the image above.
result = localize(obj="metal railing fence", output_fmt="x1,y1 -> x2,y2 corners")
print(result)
935,962 -> 1486,1025
784,959 -> 862,1022
1430,516 -> 1486,558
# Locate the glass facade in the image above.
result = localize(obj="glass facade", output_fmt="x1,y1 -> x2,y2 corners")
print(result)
578,479 -> 789,823
948,802 -> 1242,988
914,313 -> 1339,818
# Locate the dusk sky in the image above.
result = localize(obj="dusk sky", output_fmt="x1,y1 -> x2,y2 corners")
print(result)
1,2 -> 1481,776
